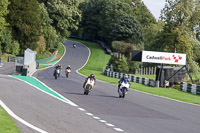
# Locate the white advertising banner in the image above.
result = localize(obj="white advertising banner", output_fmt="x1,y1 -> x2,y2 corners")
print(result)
142,51 -> 186,65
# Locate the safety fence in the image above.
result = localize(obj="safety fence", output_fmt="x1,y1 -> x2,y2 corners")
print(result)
180,82 -> 200,95
135,66 -> 157,75
36,51 -> 58,64
103,68 -> 156,87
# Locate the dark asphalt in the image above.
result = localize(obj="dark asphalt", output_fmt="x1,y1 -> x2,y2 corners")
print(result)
0,61 -> 15,75
34,40 -> 200,133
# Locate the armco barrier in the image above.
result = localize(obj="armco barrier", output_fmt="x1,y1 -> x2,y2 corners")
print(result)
36,51 -> 58,64
180,82 -> 200,95
103,69 -> 156,87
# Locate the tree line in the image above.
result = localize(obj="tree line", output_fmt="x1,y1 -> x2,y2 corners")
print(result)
0,0 -> 81,55
78,0 -> 200,73
1,0 -> 200,72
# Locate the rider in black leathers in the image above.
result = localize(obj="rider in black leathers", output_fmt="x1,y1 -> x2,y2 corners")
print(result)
83,74 -> 96,88
54,64 -> 62,77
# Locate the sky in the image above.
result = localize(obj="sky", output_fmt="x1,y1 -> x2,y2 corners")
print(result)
141,0 -> 167,20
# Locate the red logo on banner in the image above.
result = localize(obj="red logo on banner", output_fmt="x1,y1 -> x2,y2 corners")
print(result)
172,55 -> 182,63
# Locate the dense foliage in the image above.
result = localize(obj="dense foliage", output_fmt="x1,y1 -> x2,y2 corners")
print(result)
0,0 -> 81,55
79,0 -> 144,46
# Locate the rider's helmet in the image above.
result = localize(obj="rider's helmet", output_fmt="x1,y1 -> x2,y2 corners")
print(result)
90,74 -> 94,78
58,64 -> 61,67
124,74 -> 128,80
68,65 -> 70,67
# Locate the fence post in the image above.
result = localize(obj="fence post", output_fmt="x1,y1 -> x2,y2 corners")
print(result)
154,67 -> 156,75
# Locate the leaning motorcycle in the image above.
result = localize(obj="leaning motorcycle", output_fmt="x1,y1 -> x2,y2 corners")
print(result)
65,69 -> 71,78
73,44 -> 76,48
118,80 -> 130,98
84,78 -> 95,95
53,69 -> 60,79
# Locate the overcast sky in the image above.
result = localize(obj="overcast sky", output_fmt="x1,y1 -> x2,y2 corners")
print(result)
142,0 -> 167,20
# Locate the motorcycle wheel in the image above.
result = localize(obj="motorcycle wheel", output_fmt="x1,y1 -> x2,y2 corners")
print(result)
84,85 -> 90,95
122,88 -> 125,98
66,73 -> 68,78
55,74 -> 58,79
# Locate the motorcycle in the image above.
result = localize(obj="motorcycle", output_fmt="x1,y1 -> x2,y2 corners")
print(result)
84,78 -> 95,95
54,69 -> 60,79
118,80 -> 130,98
73,44 -> 76,48
65,69 -> 71,78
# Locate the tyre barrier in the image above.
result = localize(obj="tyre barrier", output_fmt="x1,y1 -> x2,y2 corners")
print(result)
103,69 -> 156,87
180,82 -> 200,95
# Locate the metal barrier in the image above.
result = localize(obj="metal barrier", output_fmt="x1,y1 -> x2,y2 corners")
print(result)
103,68 -> 156,87
36,51 -> 58,64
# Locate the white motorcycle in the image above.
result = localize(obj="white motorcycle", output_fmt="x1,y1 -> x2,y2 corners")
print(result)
118,80 -> 130,98
84,78 -> 95,95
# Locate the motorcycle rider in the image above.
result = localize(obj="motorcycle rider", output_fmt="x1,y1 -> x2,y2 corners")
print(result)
73,43 -> 76,48
83,74 -> 96,88
55,64 -> 62,70
54,64 -> 62,77
66,65 -> 71,70
118,74 -> 130,92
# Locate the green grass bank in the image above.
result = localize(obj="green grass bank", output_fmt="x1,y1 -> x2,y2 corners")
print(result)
0,106 -> 20,133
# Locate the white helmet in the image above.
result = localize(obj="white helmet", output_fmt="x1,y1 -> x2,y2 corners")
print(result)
124,74 -> 128,79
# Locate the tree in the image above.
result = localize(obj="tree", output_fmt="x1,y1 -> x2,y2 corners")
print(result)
0,0 -> 9,55
160,0 -> 200,69
109,15 -> 143,44
79,0 -> 104,40
123,0 -> 158,48
8,0 -> 42,53
111,41 -> 141,73
1,27 -> 19,54
42,0 -> 81,41
80,0 -> 143,46
110,55 -> 129,73
112,41 -> 138,58
125,0 -> 156,27
39,3 -> 58,52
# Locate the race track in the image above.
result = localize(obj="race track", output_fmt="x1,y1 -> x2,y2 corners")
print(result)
1,40 -> 200,133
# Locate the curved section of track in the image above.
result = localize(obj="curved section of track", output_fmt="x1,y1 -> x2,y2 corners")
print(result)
35,40 -> 200,133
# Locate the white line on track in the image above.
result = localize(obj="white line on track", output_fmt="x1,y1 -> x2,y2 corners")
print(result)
99,120 -> 107,123
0,100 -> 48,133
106,123 -> 115,127
86,113 -> 94,116
93,116 -> 100,120
114,128 -> 124,132
78,108 -> 86,111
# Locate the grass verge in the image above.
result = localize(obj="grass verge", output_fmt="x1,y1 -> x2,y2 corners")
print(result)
38,43 -> 65,69
0,107 -> 20,133
69,38 -> 200,105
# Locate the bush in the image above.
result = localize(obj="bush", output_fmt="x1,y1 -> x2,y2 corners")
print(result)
109,55 -> 129,73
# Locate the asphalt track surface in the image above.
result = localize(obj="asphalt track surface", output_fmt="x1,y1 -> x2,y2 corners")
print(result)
0,40 -> 200,133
